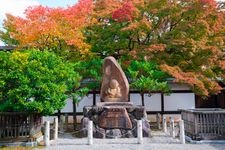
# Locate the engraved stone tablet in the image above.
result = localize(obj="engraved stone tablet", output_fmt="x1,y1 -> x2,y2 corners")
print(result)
98,107 -> 132,129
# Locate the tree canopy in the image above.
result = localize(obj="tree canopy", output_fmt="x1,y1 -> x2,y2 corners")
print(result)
86,0 -> 225,96
0,0 -> 93,60
1,0 -> 225,97
0,50 -> 80,115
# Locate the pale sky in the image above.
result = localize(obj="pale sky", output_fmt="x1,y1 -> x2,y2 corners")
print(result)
0,0 -> 224,45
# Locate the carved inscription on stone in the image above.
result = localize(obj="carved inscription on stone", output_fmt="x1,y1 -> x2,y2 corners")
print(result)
98,107 -> 132,129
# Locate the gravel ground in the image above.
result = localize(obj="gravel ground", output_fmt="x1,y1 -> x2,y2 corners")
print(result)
36,131 -> 225,150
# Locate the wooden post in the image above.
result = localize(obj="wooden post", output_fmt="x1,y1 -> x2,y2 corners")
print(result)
137,120 -> 143,144
179,120 -> 185,144
60,115 -> 65,133
93,90 -> 96,105
141,93 -> 145,106
57,110 -> 61,121
88,120 -> 93,145
170,117 -> 175,138
29,115 -> 35,137
163,116 -> 167,133
161,93 -> 164,113
44,121 -> 50,146
53,117 -> 58,140
73,101 -> 77,130
157,113 -> 161,129
65,113 -> 68,131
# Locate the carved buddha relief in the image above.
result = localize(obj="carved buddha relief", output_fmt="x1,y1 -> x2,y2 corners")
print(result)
100,56 -> 129,102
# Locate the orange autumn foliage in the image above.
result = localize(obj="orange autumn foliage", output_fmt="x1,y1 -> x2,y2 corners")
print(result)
160,64 -> 222,96
3,0 -> 93,52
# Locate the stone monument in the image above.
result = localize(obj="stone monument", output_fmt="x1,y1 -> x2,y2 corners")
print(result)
82,56 -> 150,138
100,56 -> 129,102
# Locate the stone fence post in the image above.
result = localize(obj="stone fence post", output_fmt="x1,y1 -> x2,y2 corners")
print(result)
44,121 -> 50,146
163,116 -> 167,133
53,117 -> 58,140
157,113 -> 161,129
88,120 -> 93,145
179,120 -> 185,144
170,117 -> 175,138
137,120 -> 143,144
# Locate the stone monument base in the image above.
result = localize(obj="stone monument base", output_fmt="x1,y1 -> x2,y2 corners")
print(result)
81,103 -> 151,138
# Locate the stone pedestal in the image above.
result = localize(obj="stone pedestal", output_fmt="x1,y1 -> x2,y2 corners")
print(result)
81,103 -> 151,138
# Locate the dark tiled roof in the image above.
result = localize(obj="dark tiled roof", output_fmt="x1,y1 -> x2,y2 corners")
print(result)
0,46 -> 16,51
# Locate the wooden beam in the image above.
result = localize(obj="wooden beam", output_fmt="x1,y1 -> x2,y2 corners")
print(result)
93,90 -> 96,106
161,93 -> 164,113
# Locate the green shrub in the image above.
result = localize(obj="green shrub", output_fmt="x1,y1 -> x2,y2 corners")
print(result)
0,50 -> 80,115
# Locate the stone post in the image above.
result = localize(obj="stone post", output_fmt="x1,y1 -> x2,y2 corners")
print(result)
53,117 -> 58,140
156,113 -> 161,129
44,121 -> 50,146
88,120 -> 93,145
170,117 -> 175,138
163,116 -> 167,133
179,120 -> 185,144
137,120 -> 143,144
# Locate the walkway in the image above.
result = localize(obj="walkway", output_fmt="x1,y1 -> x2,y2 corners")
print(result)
39,131 -> 225,150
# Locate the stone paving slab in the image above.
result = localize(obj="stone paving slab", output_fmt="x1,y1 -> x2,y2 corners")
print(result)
37,131 -> 225,150
41,143 -> 225,150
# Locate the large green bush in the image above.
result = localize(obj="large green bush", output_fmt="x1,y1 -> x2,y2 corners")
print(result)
0,50 -> 80,115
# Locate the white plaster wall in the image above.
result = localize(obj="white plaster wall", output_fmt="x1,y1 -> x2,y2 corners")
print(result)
164,93 -> 195,111
60,94 -> 101,113
144,94 -> 161,111
126,93 -> 161,111
42,116 -> 56,123
96,94 -> 101,103
59,83 -> 195,113
76,95 -> 95,112
130,94 -> 142,105
61,98 -> 73,112
74,94 -> 101,112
